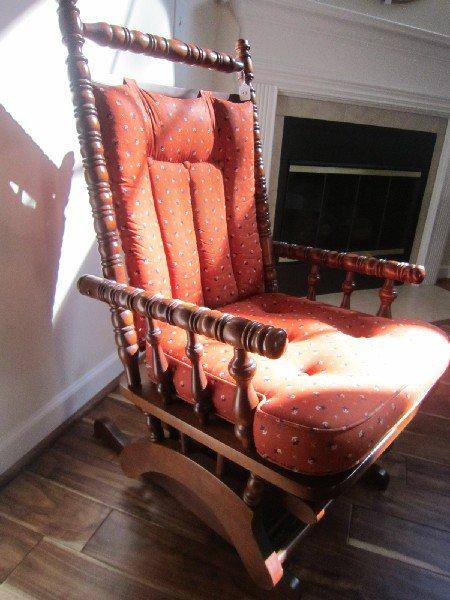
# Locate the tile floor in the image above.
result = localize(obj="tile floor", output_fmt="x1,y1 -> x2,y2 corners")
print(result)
319,283 -> 450,323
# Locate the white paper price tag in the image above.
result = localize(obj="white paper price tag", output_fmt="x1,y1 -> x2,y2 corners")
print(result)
239,83 -> 251,101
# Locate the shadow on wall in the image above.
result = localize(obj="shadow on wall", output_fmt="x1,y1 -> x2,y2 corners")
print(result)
0,0 -> 227,472
0,105 -> 74,426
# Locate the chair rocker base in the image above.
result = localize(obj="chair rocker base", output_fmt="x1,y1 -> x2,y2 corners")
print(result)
94,414 -> 308,596
89,365 -> 413,596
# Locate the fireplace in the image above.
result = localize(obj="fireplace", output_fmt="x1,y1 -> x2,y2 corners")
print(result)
274,117 -> 436,294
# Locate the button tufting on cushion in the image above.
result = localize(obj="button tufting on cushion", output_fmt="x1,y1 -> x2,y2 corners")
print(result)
145,293 -> 448,476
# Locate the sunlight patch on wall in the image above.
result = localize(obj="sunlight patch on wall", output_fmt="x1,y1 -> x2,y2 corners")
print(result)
9,181 -> 38,209
0,0 -> 175,324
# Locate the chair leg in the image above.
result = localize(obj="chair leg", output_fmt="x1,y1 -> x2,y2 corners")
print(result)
93,418 -> 129,454
365,462 -> 390,491
276,569 -> 302,599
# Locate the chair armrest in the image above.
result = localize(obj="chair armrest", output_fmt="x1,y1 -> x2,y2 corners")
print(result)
78,275 -> 287,359
273,241 -> 425,284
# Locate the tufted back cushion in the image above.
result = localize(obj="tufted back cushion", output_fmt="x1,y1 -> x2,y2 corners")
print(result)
93,79 -> 264,325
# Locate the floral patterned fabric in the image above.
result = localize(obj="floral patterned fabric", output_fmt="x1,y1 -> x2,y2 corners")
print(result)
147,294 -> 448,475
93,80 -> 449,476
94,79 -> 263,338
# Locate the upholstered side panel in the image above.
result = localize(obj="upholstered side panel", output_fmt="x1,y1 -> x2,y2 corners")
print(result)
189,162 -> 240,306
212,98 -> 264,298
93,83 -> 172,340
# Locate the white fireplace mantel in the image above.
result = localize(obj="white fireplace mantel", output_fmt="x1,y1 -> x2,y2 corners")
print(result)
231,0 -> 450,284
232,0 -> 450,115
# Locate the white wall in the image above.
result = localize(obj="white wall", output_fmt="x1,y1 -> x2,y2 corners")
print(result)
0,0 -> 222,475
230,0 -> 450,282
317,0 -> 450,37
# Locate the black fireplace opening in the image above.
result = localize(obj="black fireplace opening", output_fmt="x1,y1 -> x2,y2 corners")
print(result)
274,116 -> 436,296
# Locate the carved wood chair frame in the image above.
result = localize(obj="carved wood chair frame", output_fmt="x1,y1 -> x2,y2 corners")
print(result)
57,1 -> 426,595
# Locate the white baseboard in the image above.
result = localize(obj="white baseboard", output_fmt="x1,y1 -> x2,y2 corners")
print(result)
438,264 -> 450,279
0,352 -> 121,476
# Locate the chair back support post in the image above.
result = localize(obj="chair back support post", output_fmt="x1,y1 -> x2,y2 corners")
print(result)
57,0 -> 140,387
236,39 -> 278,294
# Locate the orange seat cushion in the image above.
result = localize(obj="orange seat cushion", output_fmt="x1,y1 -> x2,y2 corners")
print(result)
145,293 -> 448,475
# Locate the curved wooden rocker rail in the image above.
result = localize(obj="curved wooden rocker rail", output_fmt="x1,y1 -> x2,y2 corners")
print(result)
273,240 -> 425,316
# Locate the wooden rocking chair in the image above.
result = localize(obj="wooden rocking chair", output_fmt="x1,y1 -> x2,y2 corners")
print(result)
57,1 -> 449,596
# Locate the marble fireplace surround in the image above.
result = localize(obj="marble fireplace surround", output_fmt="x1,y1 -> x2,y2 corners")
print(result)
230,0 -> 450,284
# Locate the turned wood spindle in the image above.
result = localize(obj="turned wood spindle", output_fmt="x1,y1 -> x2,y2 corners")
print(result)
340,271 -> 355,309
215,454 -> 225,479
146,315 -> 173,402
83,22 -> 244,73
57,0 -> 140,387
147,414 -> 164,443
377,278 -> 397,318
185,330 -> 211,426
307,264 -> 320,301
243,473 -> 265,508
235,38 -> 277,294
180,433 -> 190,455
229,347 -> 259,450
78,276 -> 288,362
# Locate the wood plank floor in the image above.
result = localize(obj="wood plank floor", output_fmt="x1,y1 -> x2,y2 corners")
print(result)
0,322 -> 448,599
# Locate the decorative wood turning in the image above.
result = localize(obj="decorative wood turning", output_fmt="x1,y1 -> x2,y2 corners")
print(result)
307,264 -> 320,301
377,278 -> 398,319
341,271 -> 356,309
83,22 -> 244,73
78,276 -> 288,360
185,330 -> 211,426
274,240 -> 425,317
273,241 -> 425,283
57,0 -> 140,387
229,348 -> 259,450
236,39 -> 278,294
145,311 -> 173,402
243,473 -> 265,507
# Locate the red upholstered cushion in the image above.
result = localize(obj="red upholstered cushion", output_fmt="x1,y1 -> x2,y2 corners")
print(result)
93,79 -> 449,476
148,159 -> 204,305
94,80 -> 264,324
145,293 -> 449,475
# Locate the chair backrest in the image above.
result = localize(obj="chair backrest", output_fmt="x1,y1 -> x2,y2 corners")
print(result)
57,1 -> 278,352
93,78 -> 264,308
